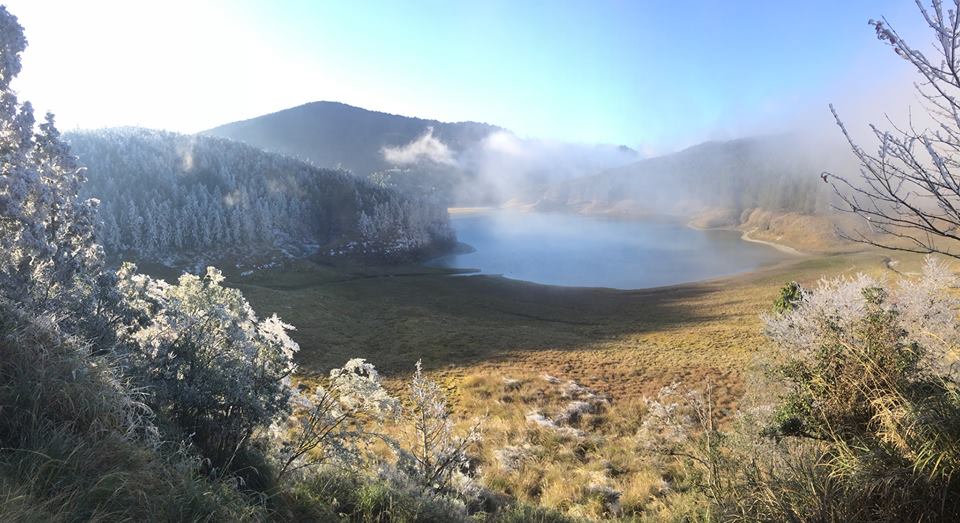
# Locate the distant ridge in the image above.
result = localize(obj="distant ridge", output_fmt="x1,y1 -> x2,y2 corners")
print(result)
541,134 -> 836,218
202,101 -> 502,176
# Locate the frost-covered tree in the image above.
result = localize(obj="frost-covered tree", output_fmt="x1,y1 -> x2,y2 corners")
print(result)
66,128 -> 454,262
0,6 -> 101,316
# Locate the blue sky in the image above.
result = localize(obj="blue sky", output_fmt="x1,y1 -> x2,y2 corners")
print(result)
4,0 -> 926,150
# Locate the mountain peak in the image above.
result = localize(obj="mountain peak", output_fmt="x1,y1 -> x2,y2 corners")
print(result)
203,101 -> 501,176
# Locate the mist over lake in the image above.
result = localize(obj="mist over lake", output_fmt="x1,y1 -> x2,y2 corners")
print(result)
427,210 -> 787,289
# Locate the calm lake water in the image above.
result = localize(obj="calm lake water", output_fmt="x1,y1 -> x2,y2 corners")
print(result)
426,210 -> 787,289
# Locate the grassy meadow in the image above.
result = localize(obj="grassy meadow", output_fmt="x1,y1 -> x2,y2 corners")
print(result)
139,248 -> 934,520
227,250 -> 914,402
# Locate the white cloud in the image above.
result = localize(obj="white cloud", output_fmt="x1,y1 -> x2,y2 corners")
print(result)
382,127 -> 456,166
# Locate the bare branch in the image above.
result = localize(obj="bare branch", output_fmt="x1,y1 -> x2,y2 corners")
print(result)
828,3 -> 960,257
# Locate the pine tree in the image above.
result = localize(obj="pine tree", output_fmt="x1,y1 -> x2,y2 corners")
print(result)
0,6 -> 100,313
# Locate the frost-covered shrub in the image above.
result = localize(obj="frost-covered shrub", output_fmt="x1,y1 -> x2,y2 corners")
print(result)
502,377 -> 522,391
541,374 -> 560,384
281,360 -> 486,513
394,361 -> 482,494
637,382 -> 698,453
584,482 -> 622,516
0,293 -> 267,522
494,444 -> 541,473
560,380 -> 593,399
556,400 -> 598,425
556,380 -> 608,426
524,411 -> 582,437
116,264 -> 299,464
631,261 -> 960,522
288,466 -> 474,523
521,379 -> 608,437
760,258 -> 960,521
764,258 -> 960,440
273,358 -> 400,480
329,358 -> 403,416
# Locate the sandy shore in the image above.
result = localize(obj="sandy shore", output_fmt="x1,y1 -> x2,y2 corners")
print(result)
449,200 -> 540,216
688,220 -> 804,256
740,227 -> 803,255
447,206 -> 495,216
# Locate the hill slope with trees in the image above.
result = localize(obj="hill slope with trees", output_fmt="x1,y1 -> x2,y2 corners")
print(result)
203,101 -> 501,177
203,101 -> 640,206
66,128 -> 454,264
534,135 -> 862,252
541,135 -> 836,219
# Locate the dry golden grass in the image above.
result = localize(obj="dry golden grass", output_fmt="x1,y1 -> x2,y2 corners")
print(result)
143,247 -> 935,520
228,249 -> 922,409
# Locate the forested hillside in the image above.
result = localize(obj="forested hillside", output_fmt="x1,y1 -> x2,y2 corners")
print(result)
542,136 -> 837,219
66,128 -> 454,263
204,101 -> 639,206
203,101 -> 500,177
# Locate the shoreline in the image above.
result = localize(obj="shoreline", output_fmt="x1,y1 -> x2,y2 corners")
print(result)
447,206 -> 495,216
739,227 -> 803,255
687,219 -> 805,256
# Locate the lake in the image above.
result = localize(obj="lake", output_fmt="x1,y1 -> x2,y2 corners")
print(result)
426,209 -> 788,289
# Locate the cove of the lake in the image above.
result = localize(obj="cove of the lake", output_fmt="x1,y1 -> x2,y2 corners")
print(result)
426,209 -> 788,289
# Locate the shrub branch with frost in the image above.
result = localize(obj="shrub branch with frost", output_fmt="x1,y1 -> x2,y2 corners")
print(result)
394,360 -> 482,493
494,444 -> 541,473
637,382 -> 698,453
274,358 -> 400,480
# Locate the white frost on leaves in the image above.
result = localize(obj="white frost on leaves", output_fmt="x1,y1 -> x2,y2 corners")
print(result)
895,257 -> 960,375
561,379 -> 594,399
397,360 -> 483,492
764,257 -> 960,378
525,411 -> 583,437
502,377 -> 522,390
260,313 -> 300,362
494,444 -> 541,472
329,358 -> 401,417
556,400 -> 601,425
541,374 -> 560,384
637,382 -> 699,452
115,262 -> 299,451
520,378 -> 608,435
